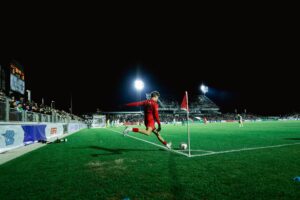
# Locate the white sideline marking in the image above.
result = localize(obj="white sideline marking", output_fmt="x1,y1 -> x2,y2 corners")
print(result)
106,129 -> 300,158
178,149 -> 215,153
191,142 -> 300,157
106,129 -> 190,157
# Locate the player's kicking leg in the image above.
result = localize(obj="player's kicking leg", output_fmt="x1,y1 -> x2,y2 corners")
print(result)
123,126 -> 152,136
123,126 -> 172,149
152,129 -> 172,149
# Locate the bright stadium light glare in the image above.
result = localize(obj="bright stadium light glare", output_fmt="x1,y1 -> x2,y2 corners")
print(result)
200,85 -> 205,92
134,80 -> 144,91
200,84 -> 208,94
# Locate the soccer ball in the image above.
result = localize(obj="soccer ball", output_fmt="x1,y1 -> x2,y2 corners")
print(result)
180,143 -> 188,150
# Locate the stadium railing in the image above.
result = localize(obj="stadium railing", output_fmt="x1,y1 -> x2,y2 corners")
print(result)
0,97 -> 9,121
0,96 -> 82,123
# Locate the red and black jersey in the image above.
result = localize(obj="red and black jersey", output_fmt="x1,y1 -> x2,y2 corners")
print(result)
126,99 -> 161,125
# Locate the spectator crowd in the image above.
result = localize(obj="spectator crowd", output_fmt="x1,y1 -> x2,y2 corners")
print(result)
0,90 -> 82,121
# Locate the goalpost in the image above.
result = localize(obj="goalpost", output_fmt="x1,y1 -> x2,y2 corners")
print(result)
91,115 -> 106,128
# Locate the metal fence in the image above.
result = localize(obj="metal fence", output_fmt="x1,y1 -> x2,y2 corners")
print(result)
0,96 -> 82,123
0,97 -> 9,121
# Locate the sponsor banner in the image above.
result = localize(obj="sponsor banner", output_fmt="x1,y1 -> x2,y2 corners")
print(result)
22,125 -> 47,145
0,123 -> 86,153
68,123 -> 78,133
68,123 -> 83,133
45,124 -> 64,139
63,124 -> 68,134
0,125 -> 25,153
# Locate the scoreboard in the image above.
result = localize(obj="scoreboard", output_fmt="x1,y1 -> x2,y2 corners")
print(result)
10,62 -> 25,95
10,63 -> 25,80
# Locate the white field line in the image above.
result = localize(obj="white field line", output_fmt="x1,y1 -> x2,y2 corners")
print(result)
106,129 -> 190,157
177,149 -> 215,153
191,142 -> 300,157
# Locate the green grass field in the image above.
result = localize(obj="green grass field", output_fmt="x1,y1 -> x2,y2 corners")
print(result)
1,121 -> 300,199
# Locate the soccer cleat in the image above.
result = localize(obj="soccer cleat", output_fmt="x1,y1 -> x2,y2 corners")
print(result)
123,126 -> 131,136
166,142 -> 172,149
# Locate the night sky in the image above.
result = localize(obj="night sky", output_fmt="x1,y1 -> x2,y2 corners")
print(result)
1,13 -> 298,116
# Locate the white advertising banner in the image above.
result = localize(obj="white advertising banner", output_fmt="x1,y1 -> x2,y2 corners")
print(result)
0,125 -> 25,153
45,124 -> 64,139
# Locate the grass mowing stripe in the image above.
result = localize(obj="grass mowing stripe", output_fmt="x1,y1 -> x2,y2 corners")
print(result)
191,142 -> 300,157
106,128 -> 190,157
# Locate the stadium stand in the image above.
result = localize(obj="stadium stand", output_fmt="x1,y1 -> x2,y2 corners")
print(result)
99,93 -> 271,125
101,94 -> 227,124
0,92 -> 83,123
1,60 -> 85,155
189,95 -> 220,114
1,60 -> 83,123
146,93 -> 220,114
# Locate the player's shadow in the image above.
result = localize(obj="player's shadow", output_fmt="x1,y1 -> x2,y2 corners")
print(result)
89,145 -> 164,157
284,138 -> 300,140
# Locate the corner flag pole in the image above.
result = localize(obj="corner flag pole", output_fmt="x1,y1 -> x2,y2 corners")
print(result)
186,91 -> 191,157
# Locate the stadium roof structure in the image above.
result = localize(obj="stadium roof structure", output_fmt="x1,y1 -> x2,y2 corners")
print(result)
97,94 -> 221,115
100,111 -> 143,115
146,93 -> 221,114
190,95 -> 220,112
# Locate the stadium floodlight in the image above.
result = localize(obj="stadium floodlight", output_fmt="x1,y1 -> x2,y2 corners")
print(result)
134,80 -> 144,91
200,84 -> 208,94
134,79 -> 144,112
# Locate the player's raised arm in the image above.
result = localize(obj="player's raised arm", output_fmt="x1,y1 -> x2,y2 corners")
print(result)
125,101 -> 145,107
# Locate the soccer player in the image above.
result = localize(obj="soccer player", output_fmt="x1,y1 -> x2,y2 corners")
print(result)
203,117 -> 208,124
173,117 -> 176,126
237,114 -> 243,127
106,119 -> 110,128
123,91 -> 172,149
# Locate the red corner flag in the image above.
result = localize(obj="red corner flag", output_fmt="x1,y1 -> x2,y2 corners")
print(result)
181,91 -> 189,112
